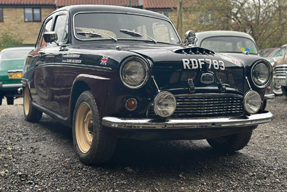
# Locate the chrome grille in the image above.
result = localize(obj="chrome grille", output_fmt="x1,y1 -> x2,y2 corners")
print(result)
148,93 -> 244,117
274,65 -> 287,77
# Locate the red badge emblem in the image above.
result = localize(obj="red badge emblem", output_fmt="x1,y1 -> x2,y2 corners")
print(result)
100,56 -> 108,65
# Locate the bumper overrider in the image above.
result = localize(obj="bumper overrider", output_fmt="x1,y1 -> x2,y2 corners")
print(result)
102,111 -> 273,129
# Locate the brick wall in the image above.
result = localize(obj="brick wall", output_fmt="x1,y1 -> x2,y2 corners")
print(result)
0,7 -> 55,45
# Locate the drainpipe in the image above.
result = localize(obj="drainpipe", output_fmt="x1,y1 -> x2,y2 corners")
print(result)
130,0 -> 132,7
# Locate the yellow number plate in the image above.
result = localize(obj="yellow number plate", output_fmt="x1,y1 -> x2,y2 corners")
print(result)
9,72 -> 23,79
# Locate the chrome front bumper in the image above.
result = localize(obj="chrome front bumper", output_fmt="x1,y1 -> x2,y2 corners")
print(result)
264,93 -> 275,99
0,82 -> 22,89
102,112 -> 273,129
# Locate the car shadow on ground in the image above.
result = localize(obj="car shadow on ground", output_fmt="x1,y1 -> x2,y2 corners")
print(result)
36,114 -> 260,177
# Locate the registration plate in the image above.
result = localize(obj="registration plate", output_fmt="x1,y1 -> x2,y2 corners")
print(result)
274,78 -> 286,86
8,72 -> 22,79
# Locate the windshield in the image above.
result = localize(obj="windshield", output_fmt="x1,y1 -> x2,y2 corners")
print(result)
0,48 -> 32,60
74,13 -> 181,44
268,49 -> 281,57
200,36 -> 258,54
280,46 -> 287,57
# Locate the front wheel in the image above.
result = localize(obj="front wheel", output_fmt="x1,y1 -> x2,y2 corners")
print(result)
72,91 -> 117,165
207,129 -> 254,152
282,86 -> 287,97
23,87 -> 42,122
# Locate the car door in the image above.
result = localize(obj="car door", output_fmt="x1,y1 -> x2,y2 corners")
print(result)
29,15 -> 62,114
51,12 -> 71,118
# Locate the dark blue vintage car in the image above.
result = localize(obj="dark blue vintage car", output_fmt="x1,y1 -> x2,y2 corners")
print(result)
21,5 -> 273,165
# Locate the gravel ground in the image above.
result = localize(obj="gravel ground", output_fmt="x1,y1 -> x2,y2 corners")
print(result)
0,96 -> 287,192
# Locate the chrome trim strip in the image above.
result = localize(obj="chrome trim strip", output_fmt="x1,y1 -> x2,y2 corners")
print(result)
102,111 -> 273,129
77,74 -> 110,80
8,69 -> 23,73
264,93 -> 275,99
2,83 -> 22,88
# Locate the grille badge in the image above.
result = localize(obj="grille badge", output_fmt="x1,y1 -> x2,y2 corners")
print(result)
201,72 -> 214,84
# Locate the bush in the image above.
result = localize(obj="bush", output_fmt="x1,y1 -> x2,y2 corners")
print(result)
0,33 -> 23,50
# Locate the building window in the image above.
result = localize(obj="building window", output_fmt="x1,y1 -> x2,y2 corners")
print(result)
198,11 -> 215,25
24,8 -> 41,22
0,8 -> 3,22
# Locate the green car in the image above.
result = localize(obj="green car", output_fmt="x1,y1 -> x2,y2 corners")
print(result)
0,47 -> 33,105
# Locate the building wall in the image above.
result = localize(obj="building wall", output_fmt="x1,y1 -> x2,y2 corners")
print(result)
0,7 -> 55,45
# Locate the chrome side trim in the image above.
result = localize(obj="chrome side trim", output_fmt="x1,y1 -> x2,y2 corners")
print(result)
102,111 -> 273,129
2,83 -> 22,89
77,74 -> 110,80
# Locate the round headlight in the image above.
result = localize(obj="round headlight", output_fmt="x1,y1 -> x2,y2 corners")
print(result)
251,62 -> 271,88
120,57 -> 149,89
154,91 -> 176,117
244,90 -> 261,114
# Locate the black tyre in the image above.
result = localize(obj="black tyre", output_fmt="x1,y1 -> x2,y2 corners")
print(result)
23,87 -> 42,122
72,91 -> 117,165
0,95 -> 2,106
282,86 -> 287,97
207,129 -> 254,152
6,97 -> 14,105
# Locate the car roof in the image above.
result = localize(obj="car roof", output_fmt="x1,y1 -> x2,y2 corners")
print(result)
195,30 -> 256,44
1,47 -> 34,52
52,5 -> 169,21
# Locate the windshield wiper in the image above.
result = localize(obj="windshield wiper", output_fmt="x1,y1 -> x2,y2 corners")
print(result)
120,29 -> 142,37
77,31 -> 103,38
119,29 -> 157,44
77,31 -> 117,42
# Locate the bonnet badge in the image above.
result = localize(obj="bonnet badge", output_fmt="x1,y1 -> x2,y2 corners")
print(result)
201,73 -> 214,84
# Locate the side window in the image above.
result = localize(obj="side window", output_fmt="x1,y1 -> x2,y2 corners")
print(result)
53,14 -> 68,44
38,18 -> 53,49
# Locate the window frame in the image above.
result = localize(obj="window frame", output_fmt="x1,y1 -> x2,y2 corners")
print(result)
24,7 -> 41,22
0,7 -> 3,22
52,12 -> 69,44
36,16 -> 54,49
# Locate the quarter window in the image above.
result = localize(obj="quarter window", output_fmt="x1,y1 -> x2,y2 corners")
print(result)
53,14 -> 68,43
24,8 -> 41,22
0,8 -> 3,22
38,19 -> 53,48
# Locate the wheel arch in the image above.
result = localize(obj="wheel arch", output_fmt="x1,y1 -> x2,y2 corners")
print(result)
70,80 -> 91,124
69,74 -> 111,126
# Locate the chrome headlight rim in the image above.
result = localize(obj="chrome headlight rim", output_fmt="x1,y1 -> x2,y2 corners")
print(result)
154,91 -> 177,118
251,61 -> 272,88
244,90 -> 262,114
119,56 -> 149,89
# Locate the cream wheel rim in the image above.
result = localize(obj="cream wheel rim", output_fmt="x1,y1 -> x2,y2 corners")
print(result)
75,102 -> 94,153
24,88 -> 30,116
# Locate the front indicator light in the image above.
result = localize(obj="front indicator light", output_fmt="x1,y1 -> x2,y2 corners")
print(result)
125,98 -> 137,111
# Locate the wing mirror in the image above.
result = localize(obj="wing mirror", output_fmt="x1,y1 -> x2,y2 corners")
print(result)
184,30 -> 197,46
43,32 -> 58,43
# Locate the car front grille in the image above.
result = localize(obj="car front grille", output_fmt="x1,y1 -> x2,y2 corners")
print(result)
148,93 -> 244,117
274,65 -> 287,77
